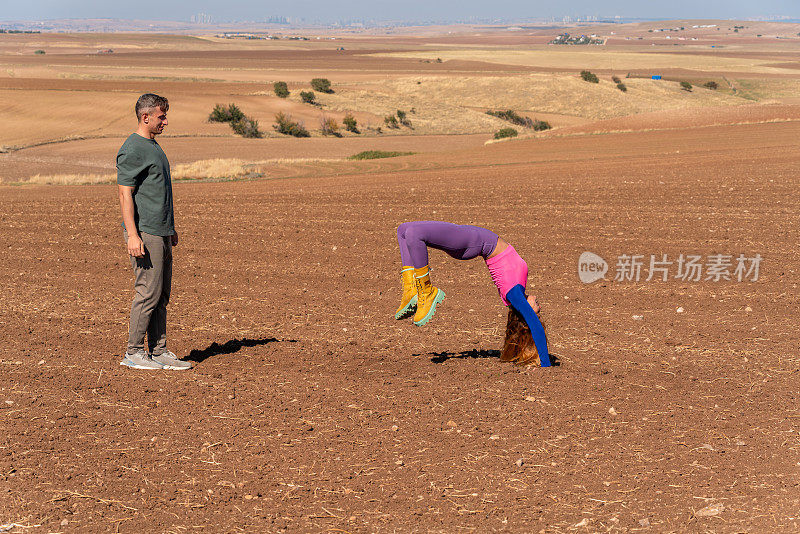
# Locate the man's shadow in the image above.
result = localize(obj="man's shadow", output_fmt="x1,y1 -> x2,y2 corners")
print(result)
421,348 -> 560,366
186,337 -> 294,364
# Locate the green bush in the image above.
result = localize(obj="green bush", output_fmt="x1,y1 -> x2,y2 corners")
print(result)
273,112 -> 310,137
384,115 -> 399,129
486,109 -> 526,126
300,90 -> 316,104
486,110 -> 550,131
209,103 -> 245,123
320,116 -> 341,137
34,49 -> 45,55
310,78 -> 333,93
680,81 -> 693,92
273,81 -> 289,98
494,127 -> 518,139
703,81 -> 718,90
348,150 -> 414,160
230,117 -> 262,138
612,75 -> 621,84
616,82 -> 628,92
580,70 -> 599,83
343,113 -> 359,133
531,119 -> 551,131
396,109 -> 411,127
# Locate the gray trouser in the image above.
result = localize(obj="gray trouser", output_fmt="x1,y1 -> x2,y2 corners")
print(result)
123,229 -> 172,354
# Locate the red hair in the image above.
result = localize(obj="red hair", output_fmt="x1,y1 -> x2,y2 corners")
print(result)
500,307 -> 545,365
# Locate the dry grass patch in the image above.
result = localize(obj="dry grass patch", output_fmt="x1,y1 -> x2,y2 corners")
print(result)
24,173 -> 115,185
172,159 -> 252,180
730,78 -> 800,101
18,158 -> 351,185
172,158 -> 346,180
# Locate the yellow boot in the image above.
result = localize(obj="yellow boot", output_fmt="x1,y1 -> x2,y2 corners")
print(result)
413,265 -> 445,326
395,266 -> 418,319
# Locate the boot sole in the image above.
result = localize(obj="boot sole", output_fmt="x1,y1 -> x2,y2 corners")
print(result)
394,295 -> 418,320
414,290 -> 445,326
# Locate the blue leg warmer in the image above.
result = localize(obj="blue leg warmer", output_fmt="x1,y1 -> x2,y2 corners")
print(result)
505,284 -> 552,367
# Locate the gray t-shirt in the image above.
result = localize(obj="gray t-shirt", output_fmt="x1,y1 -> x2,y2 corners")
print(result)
116,133 -> 174,236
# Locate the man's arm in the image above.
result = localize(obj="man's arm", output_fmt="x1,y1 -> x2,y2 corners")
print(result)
118,185 -> 145,258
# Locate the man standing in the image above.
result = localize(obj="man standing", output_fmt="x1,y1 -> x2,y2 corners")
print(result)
117,93 -> 191,370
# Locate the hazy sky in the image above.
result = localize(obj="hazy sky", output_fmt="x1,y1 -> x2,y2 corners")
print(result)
2,0 -> 798,23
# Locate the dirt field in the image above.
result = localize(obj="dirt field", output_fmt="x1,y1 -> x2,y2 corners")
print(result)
2,21 -> 800,533
2,118 -> 800,532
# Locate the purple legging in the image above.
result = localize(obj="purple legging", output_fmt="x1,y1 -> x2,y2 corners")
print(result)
397,221 -> 499,268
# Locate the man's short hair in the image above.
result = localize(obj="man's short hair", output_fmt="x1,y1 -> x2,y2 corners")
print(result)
135,93 -> 169,121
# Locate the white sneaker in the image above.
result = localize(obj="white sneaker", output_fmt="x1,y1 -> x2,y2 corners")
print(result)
151,351 -> 192,370
120,350 -> 164,370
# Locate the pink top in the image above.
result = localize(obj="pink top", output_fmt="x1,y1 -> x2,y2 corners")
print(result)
485,245 -> 528,306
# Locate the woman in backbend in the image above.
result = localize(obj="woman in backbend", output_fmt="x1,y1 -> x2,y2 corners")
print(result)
394,221 -> 551,367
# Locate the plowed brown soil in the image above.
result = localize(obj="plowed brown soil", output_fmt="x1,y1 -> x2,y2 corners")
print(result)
2,120 -> 800,532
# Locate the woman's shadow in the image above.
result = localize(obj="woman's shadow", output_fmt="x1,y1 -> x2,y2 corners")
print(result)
421,348 -> 559,366
186,337 -> 293,364
422,349 -> 500,364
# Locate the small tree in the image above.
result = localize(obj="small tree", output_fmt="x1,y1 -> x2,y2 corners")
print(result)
343,113 -> 359,133
680,81 -> 693,92
273,81 -> 289,98
494,127 -> 518,139
384,115 -> 399,129
580,70 -> 599,83
310,78 -> 333,93
300,90 -> 316,104
209,103 -> 245,123
703,81 -> 718,90
612,75 -> 621,84
273,112 -> 310,137
34,49 -> 45,55
320,116 -> 341,137
230,117 -> 263,138
616,82 -> 628,92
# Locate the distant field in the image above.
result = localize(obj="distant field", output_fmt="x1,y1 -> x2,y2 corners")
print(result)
2,20 -> 800,181
374,47 -> 800,74
321,73 -> 745,130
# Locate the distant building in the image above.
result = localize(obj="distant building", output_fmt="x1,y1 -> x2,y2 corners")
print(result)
549,33 -> 604,45
190,13 -> 213,24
